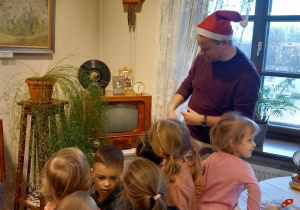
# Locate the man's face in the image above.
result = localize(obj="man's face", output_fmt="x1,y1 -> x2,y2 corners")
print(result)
91,163 -> 122,201
196,34 -> 226,62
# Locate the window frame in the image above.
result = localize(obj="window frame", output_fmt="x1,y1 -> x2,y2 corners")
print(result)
249,0 -> 300,140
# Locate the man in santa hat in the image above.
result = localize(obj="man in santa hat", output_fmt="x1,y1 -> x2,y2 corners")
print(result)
168,10 -> 260,149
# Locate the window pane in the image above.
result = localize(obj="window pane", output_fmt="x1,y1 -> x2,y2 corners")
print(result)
263,76 -> 300,128
232,21 -> 253,59
269,0 -> 300,15
208,0 -> 256,16
265,22 -> 300,73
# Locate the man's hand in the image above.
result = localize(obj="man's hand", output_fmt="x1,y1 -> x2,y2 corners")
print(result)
167,109 -> 179,119
181,107 -> 202,125
167,94 -> 185,120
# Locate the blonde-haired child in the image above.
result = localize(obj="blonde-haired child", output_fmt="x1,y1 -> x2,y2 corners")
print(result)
149,119 -> 196,210
40,147 -> 91,210
168,119 -> 206,206
55,191 -> 98,210
115,157 -> 168,210
199,112 -> 261,210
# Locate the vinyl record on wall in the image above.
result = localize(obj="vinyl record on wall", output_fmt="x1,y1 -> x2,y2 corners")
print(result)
78,60 -> 111,89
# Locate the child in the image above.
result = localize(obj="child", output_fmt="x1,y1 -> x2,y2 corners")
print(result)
198,112 -> 261,210
90,145 -> 124,210
40,147 -> 91,210
149,119 -> 197,210
168,119 -> 206,205
136,132 -> 163,166
55,191 -> 98,210
114,157 -> 169,210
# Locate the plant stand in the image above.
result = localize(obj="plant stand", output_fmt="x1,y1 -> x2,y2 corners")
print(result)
14,99 -> 68,210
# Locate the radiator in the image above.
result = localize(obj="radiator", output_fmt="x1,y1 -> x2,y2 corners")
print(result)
250,163 -> 295,182
245,156 -> 297,182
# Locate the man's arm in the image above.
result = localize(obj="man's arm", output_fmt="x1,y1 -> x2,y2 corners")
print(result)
167,94 -> 185,119
181,107 -> 221,127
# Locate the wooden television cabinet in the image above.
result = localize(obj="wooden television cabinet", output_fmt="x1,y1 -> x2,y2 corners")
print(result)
100,90 -> 152,149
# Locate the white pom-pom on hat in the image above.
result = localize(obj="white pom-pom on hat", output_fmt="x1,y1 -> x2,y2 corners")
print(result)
240,20 -> 248,28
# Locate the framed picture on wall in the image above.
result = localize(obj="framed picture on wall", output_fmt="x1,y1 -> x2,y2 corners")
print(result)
113,76 -> 126,95
118,66 -> 133,91
0,0 -> 56,54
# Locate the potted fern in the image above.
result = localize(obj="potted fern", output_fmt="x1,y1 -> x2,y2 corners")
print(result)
254,78 -> 299,146
1,54 -> 109,207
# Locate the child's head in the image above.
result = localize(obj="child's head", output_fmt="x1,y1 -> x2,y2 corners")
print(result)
168,118 -> 202,181
91,145 -> 124,201
136,132 -> 163,166
149,119 -> 183,183
55,191 -> 97,210
167,118 -> 193,155
123,157 -> 167,210
40,147 -> 91,203
210,112 -> 259,157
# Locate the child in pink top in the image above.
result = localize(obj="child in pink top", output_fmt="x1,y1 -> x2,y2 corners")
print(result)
199,112 -> 261,210
40,147 -> 91,210
149,119 -> 201,210
168,119 -> 206,204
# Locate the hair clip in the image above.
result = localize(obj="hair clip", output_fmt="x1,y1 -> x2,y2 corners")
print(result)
157,121 -> 161,140
156,121 -> 161,133
153,194 -> 161,200
143,144 -> 146,147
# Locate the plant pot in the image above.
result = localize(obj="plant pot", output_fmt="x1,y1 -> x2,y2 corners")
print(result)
254,123 -> 268,147
25,77 -> 54,102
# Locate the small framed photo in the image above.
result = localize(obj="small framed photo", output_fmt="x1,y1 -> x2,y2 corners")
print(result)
118,66 -> 133,91
113,76 -> 126,95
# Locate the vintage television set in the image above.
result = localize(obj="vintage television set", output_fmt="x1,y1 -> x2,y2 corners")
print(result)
99,90 -> 152,149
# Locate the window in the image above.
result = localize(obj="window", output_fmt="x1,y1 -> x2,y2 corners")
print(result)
253,0 -> 300,139
228,0 -> 300,139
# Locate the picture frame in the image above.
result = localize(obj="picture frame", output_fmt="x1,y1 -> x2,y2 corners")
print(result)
118,66 -> 133,91
0,0 -> 56,54
113,76 -> 126,95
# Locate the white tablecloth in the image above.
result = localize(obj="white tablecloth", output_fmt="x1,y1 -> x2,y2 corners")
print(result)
238,176 -> 300,210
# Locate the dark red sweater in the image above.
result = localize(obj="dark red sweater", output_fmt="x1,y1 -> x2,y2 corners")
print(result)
176,48 -> 260,143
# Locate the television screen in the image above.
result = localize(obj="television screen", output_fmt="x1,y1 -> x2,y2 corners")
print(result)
103,103 -> 139,133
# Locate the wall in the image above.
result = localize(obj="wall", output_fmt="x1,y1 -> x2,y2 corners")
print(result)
0,0 -> 101,208
0,0 -> 159,208
100,0 -> 159,96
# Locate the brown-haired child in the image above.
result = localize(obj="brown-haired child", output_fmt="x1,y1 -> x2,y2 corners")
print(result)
136,132 -> 163,166
90,145 -> 124,210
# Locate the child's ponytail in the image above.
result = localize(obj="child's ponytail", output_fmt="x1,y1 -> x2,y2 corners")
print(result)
163,154 -> 181,183
149,120 -> 183,183
189,148 -> 202,181
123,158 -> 168,210
151,194 -> 167,210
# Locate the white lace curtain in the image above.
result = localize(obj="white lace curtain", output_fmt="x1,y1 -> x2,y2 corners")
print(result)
153,0 -> 254,122
153,0 -> 209,122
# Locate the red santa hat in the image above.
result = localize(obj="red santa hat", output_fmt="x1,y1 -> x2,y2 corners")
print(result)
197,10 -> 248,41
